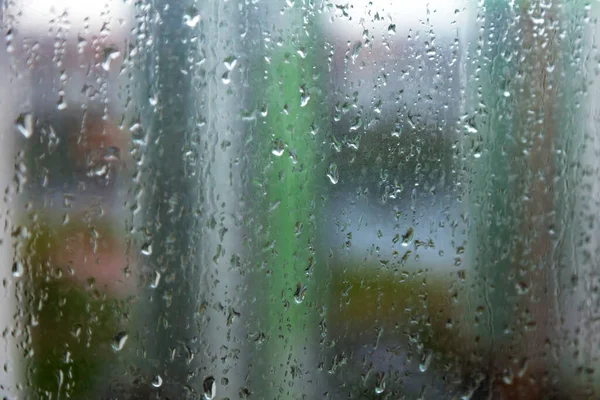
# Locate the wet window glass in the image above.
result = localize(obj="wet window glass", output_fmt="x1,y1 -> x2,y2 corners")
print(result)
0,0 -> 598,398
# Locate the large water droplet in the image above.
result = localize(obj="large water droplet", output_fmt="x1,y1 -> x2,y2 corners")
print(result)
111,331 -> 128,351
15,112 -> 34,139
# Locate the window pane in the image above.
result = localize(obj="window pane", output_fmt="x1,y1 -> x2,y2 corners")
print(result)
0,0 -> 598,398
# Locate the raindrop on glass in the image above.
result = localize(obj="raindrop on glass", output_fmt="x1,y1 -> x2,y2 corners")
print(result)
11,261 -> 24,278
271,139 -> 285,156
327,162 -> 339,185
184,6 -> 201,28
141,242 -> 153,256
375,372 -> 385,394
15,112 -> 34,139
293,283 -> 306,304
102,47 -> 121,71
401,227 -> 414,247
419,350 -> 433,372
203,376 -> 216,400
111,331 -> 128,352
151,375 -> 163,388
150,270 -> 161,289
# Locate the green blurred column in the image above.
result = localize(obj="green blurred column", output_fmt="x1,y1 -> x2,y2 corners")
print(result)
249,1 -> 328,398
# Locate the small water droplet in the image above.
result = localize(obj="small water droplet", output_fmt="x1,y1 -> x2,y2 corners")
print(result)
15,112 -> 34,139
102,47 -> 121,71
260,105 -> 268,117
104,146 -> 121,162
349,116 -> 362,131
419,350 -> 433,372
141,242 -> 153,256
465,123 -> 478,134
11,261 -> 23,278
388,24 -> 396,34
111,331 -> 128,351
271,139 -> 285,156
224,56 -> 237,71
71,323 -> 82,338
327,163 -> 339,185
299,84 -> 310,107
401,227 -> 414,247
149,95 -> 158,106
203,376 -> 216,400
301,94 -> 311,107
221,71 -> 231,85
184,7 -> 201,28
57,96 -> 67,111
150,270 -> 161,289
151,375 -> 163,388
92,164 -> 109,177
293,283 -> 306,304
375,372 -> 385,394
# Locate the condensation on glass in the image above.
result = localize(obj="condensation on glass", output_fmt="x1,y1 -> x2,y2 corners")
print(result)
0,0 -> 599,399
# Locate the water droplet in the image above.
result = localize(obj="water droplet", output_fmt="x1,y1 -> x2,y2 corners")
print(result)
271,139 -> 285,156
401,227 -> 414,247
299,84 -> 310,107
375,372 -> 385,394
221,71 -> 231,85
465,123 -> 478,134
260,105 -> 268,117
419,350 -> 433,372
349,116 -> 362,131
149,95 -> 158,106
388,24 -> 396,34
151,375 -> 163,388
11,261 -> 23,278
92,164 -> 109,177
141,242 -> 153,256
71,323 -> 82,338
57,96 -> 67,111
104,146 -> 121,162
300,93 -> 311,107
203,376 -> 216,400
224,56 -> 237,71
184,7 -> 201,28
111,331 -> 128,351
293,283 -> 306,304
327,163 -> 339,185
15,112 -> 34,139
150,270 -> 161,289
102,47 -> 121,71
